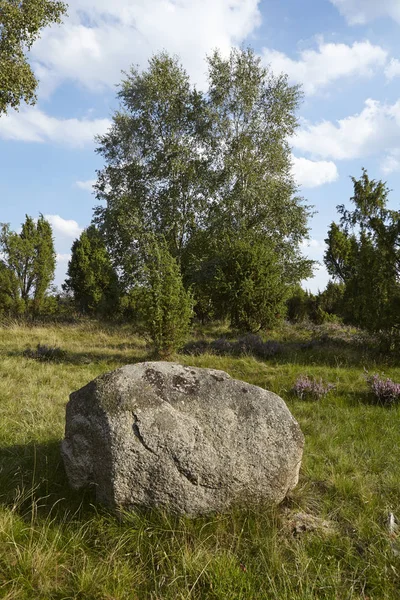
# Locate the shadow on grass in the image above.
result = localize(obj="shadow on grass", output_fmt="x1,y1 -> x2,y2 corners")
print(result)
181,334 -> 383,368
0,439 -> 98,522
8,347 -> 149,367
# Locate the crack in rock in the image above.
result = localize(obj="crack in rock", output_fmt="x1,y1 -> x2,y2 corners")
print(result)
132,415 -> 159,457
171,455 -> 221,490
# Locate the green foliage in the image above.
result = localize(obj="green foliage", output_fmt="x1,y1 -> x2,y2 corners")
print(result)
324,168 -> 400,333
140,238 -> 193,357
0,0 -> 67,114
205,235 -> 294,332
0,214 -> 56,315
206,48 -> 310,244
287,282 -> 345,325
64,225 -> 120,316
94,52 -> 211,281
318,280 -> 345,317
94,48 -> 313,320
286,286 -> 312,323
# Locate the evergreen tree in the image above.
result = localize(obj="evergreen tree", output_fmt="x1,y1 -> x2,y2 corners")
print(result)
324,169 -> 400,332
32,215 -> 57,314
63,225 -> 120,316
211,235 -> 291,332
140,237 -> 193,357
0,214 -> 56,315
286,286 -> 311,323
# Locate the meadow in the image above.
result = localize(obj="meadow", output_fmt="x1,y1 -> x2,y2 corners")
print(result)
0,320 -> 400,599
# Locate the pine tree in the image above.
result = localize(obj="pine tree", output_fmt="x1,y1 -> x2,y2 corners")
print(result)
63,225 -> 120,316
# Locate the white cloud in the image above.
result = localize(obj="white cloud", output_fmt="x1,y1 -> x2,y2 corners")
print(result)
292,156 -> 339,188
0,106 -> 111,147
263,39 -> 387,95
45,215 -> 83,239
56,253 -> 71,263
291,98 -> 400,161
385,58 -> 400,80
300,238 -> 326,253
300,241 -> 329,293
330,0 -> 400,25
76,179 -> 96,191
31,0 -> 261,92
381,150 -> 400,174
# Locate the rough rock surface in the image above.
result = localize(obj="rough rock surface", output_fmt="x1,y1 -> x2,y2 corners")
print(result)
61,362 -> 304,515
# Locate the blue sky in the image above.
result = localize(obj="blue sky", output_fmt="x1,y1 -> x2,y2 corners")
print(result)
1,0 -> 400,292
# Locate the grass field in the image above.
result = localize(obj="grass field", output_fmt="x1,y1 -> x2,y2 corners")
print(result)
1,320 -> 400,599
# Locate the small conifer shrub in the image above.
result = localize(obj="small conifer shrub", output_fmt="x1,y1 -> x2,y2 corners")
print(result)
141,238 -> 193,358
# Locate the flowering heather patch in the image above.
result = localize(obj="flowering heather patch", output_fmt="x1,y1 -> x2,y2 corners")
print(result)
366,373 -> 400,406
292,375 -> 335,400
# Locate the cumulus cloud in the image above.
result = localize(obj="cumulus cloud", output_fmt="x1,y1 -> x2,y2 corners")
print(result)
330,0 -> 400,24
263,39 -> 387,95
56,253 -> 71,263
45,215 -> 83,239
385,58 -> 400,80
300,238 -> 326,253
0,106 -> 111,147
381,150 -> 400,174
76,179 -> 96,191
291,156 -> 339,188
31,0 -> 261,92
291,98 -> 400,161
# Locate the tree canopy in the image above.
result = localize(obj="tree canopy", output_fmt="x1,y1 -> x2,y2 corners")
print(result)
94,48 -> 313,328
0,214 -> 56,315
0,0 -> 67,114
63,225 -> 120,316
324,168 -> 400,333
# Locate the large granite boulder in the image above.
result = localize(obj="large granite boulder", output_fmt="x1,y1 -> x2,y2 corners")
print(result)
61,362 -> 304,515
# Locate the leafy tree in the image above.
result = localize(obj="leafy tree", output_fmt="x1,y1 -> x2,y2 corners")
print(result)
94,48 -> 313,307
324,169 -> 400,332
206,48 -> 309,246
0,214 -> 56,314
63,225 -> 120,316
94,52 -> 211,283
0,0 -> 67,114
140,237 -> 193,357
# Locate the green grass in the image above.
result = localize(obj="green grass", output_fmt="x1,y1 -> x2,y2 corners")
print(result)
1,320 -> 400,599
